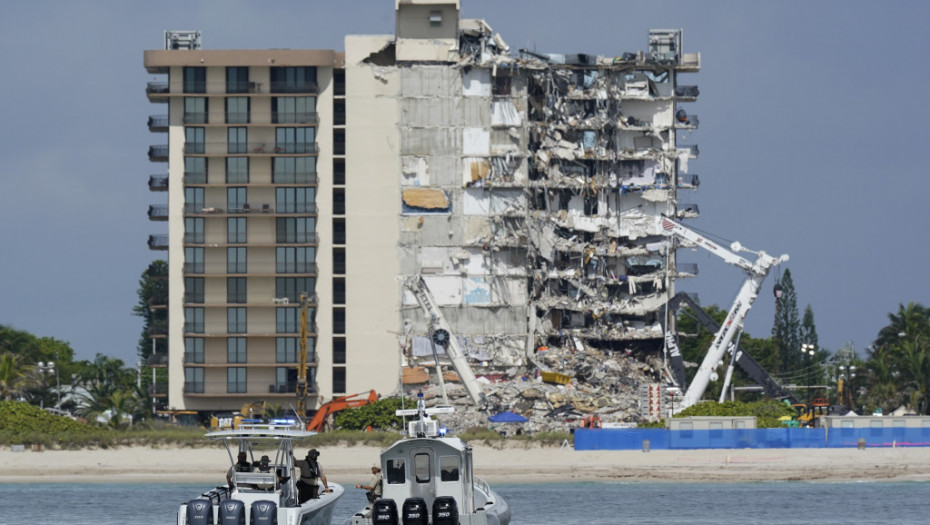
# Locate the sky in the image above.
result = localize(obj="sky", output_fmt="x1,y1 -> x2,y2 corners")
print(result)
1,1 -> 928,365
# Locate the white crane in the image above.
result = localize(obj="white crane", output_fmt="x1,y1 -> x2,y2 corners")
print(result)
656,217 -> 789,412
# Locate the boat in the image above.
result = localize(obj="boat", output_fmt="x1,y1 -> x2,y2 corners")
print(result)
178,420 -> 344,525
347,393 -> 511,525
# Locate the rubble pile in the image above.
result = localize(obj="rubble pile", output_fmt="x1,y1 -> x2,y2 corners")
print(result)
410,345 -> 667,434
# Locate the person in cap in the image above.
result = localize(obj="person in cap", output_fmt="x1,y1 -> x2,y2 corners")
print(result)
355,463 -> 382,504
256,455 -> 273,473
226,451 -> 253,488
291,448 -> 332,503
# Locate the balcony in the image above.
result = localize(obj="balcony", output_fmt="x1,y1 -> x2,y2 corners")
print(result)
269,81 -> 318,94
183,112 -> 208,124
147,322 -> 167,337
146,82 -> 170,102
272,112 -> 320,125
183,172 -> 207,185
276,262 -> 319,275
272,172 -> 318,185
148,234 -> 168,250
675,263 -> 699,277
148,205 -> 168,221
149,175 -> 168,191
147,115 -> 168,132
147,294 -> 168,308
145,352 -> 168,367
181,142 -> 320,156
676,202 -> 700,219
148,145 -> 168,162
276,203 -> 318,215
183,232 -> 204,244
677,174 -> 700,189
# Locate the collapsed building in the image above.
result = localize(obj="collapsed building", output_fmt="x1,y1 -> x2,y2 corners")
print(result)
359,1 -> 702,423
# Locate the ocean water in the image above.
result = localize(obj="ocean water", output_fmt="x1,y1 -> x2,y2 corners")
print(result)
1,481 -> 929,525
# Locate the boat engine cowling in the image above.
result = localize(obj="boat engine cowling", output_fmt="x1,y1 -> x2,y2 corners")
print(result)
371,498 -> 399,525
186,499 -> 214,525
218,500 -> 245,525
250,500 -> 278,525
401,498 -> 429,525
432,496 -> 459,525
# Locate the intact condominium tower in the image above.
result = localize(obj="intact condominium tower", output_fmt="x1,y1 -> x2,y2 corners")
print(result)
145,1 -> 700,415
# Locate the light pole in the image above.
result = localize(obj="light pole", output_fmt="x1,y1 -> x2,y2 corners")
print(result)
37,361 -> 57,408
801,343 -> 816,404
838,364 -> 857,409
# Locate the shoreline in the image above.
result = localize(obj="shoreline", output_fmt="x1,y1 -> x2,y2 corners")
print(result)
4,444 -> 930,484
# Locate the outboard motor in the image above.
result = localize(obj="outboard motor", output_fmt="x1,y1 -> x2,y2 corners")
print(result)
249,500 -> 278,525
218,500 -> 245,525
371,498 -> 399,525
432,496 -> 459,525
401,498 -> 428,525
186,499 -> 214,525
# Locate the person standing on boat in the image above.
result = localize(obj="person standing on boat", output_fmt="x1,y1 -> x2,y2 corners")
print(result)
291,448 -> 332,502
355,464 -> 382,504
226,451 -> 253,488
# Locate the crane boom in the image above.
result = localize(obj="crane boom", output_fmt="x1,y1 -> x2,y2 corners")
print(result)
404,275 -> 487,407
656,217 -> 788,412
296,293 -> 310,417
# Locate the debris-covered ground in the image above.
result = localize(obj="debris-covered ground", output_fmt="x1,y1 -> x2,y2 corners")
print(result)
405,345 -> 667,434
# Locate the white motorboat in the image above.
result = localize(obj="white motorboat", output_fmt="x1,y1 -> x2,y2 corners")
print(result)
347,394 -> 511,525
178,421 -> 343,525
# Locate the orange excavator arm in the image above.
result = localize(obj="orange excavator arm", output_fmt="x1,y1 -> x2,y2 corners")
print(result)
306,390 -> 379,432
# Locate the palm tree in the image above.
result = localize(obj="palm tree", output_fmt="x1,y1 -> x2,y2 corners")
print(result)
0,352 -> 26,401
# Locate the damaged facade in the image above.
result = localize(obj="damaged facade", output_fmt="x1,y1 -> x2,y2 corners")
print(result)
350,1 -> 701,407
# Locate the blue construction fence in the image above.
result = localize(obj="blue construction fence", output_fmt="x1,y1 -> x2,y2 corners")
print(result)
574,427 -> 930,450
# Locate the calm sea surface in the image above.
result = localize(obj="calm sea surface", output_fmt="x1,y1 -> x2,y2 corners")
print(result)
1,481 -> 929,524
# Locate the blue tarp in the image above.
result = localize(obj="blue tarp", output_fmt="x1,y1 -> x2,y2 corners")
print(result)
488,411 -> 528,423
573,427 -> 930,450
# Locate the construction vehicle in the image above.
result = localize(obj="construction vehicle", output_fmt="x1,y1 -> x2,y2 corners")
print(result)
306,389 -> 379,432
403,275 -> 487,407
656,217 -> 789,413
155,410 -> 200,427
663,292 -> 799,404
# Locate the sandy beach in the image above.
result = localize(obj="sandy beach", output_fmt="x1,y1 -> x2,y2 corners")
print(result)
3,443 -> 930,485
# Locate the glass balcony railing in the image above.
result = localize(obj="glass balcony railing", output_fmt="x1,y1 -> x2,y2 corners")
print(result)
148,234 -> 168,250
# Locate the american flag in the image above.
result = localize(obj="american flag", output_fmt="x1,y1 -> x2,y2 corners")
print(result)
662,219 -> 675,231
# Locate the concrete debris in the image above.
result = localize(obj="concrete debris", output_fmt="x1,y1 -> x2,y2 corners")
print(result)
404,343 -> 667,433
402,188 -> 450,210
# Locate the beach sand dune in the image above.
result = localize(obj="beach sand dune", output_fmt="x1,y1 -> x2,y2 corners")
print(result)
3,444 -> 930,484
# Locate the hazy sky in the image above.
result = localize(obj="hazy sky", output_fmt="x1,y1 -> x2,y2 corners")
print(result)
1,1 -> 928,365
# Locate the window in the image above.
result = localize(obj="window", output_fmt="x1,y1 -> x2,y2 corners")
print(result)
414,453 -> 430,483
227,367 -> 247,393
276,307 -> 300,333
276,247 -> 316,273
276,217 -> 316,243
386,459 -> 405,485
272,96 -> 316,123
276,187 -> 316,214
226,97 -> 250,124
184,187 -> 204,213
333,99 -> 345,125
275,277 -> 315,303
275,127 -> 315,154
183,67 -> 205,94
333,308 -> 345,335
227,337 -> 247,363
333,367 -> 346,394
273,157 -> 316,184
333,158 -> 345,185
184,277 -> 204,303
185,367 -> 204,393
185,127 -> 205,154
439,456 -> 459,482
333,188 -> 345,215
227,277 -> 247,304
333,249 -> 345,274
226,67 -> 249,94
184,97 -> 208,124
185,217 -> 204,244
429,10 -> 442,26
333,337 -> 346,364
333,279 -> 345,305
228,187 -> 247,213
184,247 -> 204,274
184,338 -> 204,364
276,367 -> 296,393
226,157 -> 248,184
228,247 -> 247,273
185,157 -> 207,184
228,217 -> 247,244
228,127 -> 247,154
276,338 -> 298,363
333,219 -> 346,245
333,129 -> 345,155
185,307 -> 204,333
227,307 -> 247,334
270,67 -> 317,93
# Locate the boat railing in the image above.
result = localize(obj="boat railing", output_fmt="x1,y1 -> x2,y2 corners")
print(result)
473,475 -> 492,498
234,471 -> 278,492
